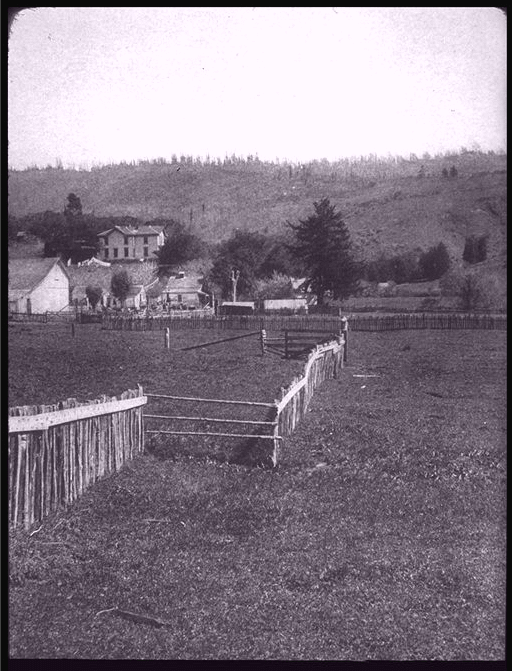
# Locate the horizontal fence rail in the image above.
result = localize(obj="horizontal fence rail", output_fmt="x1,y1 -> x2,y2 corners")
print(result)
8,387 -> 146,530
144,393 -> 283,459
102,312 -> 506,333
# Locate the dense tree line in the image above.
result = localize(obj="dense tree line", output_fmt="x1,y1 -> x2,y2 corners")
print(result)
364,243 -> 451,284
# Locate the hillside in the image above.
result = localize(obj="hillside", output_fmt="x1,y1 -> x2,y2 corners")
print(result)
8,153 -> 507,268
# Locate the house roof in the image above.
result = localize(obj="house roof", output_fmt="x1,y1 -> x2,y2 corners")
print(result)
97,225 -> 165,238
8,257 -> 70,293
66,265 -> 112,292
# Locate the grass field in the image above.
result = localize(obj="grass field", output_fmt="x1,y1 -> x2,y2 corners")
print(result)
8,323 -> 506,660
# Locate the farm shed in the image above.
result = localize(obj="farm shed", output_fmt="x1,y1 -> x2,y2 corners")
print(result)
161,271 -> 204,308
220,301 -> 255,315
8,257 -> 70,314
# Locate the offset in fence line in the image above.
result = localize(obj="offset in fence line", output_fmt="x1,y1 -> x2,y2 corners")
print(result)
146,334 -> 345,467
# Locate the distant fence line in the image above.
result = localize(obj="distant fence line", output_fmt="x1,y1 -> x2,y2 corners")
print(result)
101,312 -> 506,332
8,388 -> 146,530
8,311 -> 77,324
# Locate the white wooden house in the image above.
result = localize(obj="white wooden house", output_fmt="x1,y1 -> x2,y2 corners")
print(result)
8,257 -> 71,314
97,225 -> 165,262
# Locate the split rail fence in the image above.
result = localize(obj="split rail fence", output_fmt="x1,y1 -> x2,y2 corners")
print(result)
102,312 -> 506,333
8,388 -> 146,530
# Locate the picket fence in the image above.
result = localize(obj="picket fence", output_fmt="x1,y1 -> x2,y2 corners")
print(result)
350,313 -> 507,331
102,312 -> 506,333
8,311 -> 77,324
272,336 -> 345,464
8,388 -> 146,530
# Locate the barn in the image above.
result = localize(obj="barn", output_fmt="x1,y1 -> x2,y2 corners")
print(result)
8,257 -> 71,314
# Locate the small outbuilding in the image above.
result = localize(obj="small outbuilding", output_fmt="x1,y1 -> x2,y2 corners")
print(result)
161,271 -> 204,309
219,301 -> 255,315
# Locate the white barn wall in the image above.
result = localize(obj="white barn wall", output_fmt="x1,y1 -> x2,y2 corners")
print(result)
29,263 -> 70,312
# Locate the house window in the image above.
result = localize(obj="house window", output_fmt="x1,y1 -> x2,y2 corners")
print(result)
124,247 -> 129,258
143,246 -> 149,257
124,236 -> 129,245
143,236 -> 148,245
104,248 -> 109,258
113,248 -> 118,258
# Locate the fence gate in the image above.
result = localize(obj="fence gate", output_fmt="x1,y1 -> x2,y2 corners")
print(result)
144,393 -> 282,466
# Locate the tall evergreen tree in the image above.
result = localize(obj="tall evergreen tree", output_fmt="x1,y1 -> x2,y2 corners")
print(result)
288,198 -> 360,306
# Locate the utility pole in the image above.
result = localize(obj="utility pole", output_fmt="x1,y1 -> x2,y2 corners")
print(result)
231,269 -> 240,302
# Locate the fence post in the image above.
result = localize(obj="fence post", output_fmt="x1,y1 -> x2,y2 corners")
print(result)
260,329 -> 267,356
164,327 -> 170,349
71,322 -> 75,338
271,404 -> 280,467
341,317 -> 348,363
284,330 -> 289,359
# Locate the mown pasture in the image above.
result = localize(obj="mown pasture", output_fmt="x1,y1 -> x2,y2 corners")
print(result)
8,322 -> 506,660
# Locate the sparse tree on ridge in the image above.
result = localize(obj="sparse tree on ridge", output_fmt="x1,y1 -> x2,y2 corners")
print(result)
288,198 -> 361,306
64,193 -> 83,221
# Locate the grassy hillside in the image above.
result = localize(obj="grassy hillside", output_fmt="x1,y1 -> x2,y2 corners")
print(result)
8,152 -> 507,269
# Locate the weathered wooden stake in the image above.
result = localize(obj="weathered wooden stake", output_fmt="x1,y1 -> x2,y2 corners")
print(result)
260,329 -> 267,356
341,317 -> 348,363
71,322 -> 76,338
164,327 -> 170,349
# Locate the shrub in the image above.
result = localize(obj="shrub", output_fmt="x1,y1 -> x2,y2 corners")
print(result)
419,243 -> 451,280
463,235 -> 488,264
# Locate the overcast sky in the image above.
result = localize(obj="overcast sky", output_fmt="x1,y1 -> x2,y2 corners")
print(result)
8,7 -> 507,170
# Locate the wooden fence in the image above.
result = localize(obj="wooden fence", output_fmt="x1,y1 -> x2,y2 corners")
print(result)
8,311 -> 48,323
144,335 -> 345,467
349,313 -> 507,331
102,312 -> 506,333
273,336 -> 345,464
8,388 -> 146,530
8,311 -> 78,324
102,313 -> 346,333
